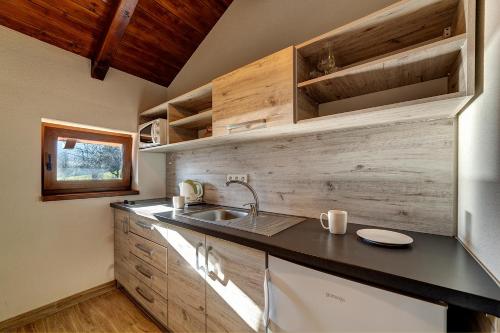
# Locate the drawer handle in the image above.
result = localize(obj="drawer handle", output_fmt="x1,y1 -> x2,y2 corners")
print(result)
205,246 -> 227,286
135,243 -> 154,257
135,287 -> 154,303
135,221 -> 154,231
226,119 -> 266,133
195,242 -> 204,271
122,218 -> 129,234
263,268 -> 270,329
135,265 -> 152,279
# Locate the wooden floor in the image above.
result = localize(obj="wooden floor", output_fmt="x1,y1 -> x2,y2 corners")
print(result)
10,290 -> 162,333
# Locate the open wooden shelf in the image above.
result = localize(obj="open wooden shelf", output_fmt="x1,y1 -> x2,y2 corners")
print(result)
167,83 -> 213,144
295,0 -> 473,123
169,109 -> 212,129
138,82 -> 214,145
167,83 -> 212,112
298,34 -> 466,103
140,82 -> 213,119
140,103 -> 168,119
296,0 -> 461,73
140,91 -> 469,153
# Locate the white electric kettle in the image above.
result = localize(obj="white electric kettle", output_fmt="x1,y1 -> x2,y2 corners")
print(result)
179,180 -> 204,204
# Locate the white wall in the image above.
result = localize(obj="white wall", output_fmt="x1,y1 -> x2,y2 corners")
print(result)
167,0 -> 398,97
458,0 -> 500,283
0,26 -> 167,321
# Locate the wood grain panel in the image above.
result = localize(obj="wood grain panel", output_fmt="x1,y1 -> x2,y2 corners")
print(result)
114,209 -> 130,284
0,0 -> 232,86
128,253 -> 168,300
130,213 -> 169,247
153,0 -> 226,34
167,225 -> 206,333
212,47 -> 295,137
166,119 -> 456,236
120,273 -> 168,328
9,289 -> 162,333
299,35 -> 466,103
129,233 -> 167,273
205,236 -> 266,333
297,0 -> 459,67
91,0 -> 139,80
0,282 -> 117,332
0,0 -> 105,57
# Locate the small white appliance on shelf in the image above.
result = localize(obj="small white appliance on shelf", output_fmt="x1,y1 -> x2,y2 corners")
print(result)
138,118 -> 167,148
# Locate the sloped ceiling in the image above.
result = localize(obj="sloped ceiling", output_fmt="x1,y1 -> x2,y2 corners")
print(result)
0,0 -> 232,86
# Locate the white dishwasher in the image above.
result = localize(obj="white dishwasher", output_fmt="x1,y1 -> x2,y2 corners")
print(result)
267,256 -> 446,332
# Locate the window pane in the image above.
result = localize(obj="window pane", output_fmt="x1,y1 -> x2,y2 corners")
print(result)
57,138 -> 123,181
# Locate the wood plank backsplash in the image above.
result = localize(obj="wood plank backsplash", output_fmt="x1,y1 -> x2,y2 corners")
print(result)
166,119 -> 455,236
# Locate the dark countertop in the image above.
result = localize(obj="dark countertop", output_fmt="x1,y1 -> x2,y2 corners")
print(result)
111,198 -> 500,316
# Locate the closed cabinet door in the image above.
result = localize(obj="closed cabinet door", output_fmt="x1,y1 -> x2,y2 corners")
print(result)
205,236 -> 266,333
212,46 -> 294,137
114,209 -> 129,282
168,225 -> 207,333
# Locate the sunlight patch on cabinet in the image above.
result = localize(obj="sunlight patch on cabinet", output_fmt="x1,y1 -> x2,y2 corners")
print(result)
168,229 -> 262,331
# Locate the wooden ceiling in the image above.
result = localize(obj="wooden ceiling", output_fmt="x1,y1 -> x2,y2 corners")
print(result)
0,0 -> 232,86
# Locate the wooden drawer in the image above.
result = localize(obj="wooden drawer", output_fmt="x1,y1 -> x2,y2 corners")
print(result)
125,273 -> 168,327
130,214 -> 168,247
129,253 -> 167,299
129,232 -> 167,273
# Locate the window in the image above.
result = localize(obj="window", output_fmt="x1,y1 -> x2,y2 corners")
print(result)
42,123 -> 136,200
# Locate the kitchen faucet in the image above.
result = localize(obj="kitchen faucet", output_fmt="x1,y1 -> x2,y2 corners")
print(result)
225,180 -> 259,216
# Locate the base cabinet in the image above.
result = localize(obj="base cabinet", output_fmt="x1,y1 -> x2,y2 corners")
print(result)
166,226 -> 267,333
167,225 -> 207,333
122,273 -> 169,327
206,236 -> 266,333
114,209 -> 457,333
114,209 -> 130,284
114,210 -> 169,329
114,208 -> 266,333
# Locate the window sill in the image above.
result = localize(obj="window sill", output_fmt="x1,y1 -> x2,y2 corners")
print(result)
41,190 -> 140,202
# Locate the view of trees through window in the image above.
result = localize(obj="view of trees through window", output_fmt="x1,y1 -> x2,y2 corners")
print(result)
57,138 -> 123,181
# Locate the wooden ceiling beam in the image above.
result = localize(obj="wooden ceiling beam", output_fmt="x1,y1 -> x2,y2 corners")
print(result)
91,0 -> 138,80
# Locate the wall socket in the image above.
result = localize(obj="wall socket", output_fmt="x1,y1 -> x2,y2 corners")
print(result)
226,174 -> 248,183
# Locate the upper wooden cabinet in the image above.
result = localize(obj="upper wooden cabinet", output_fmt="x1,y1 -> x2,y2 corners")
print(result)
212,47 -> 295,137
167,225 -> 207,333
139,0 -> 475,153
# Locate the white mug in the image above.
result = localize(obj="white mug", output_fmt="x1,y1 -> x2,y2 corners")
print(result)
320,210 -> 348,234
172,196 -> 185,209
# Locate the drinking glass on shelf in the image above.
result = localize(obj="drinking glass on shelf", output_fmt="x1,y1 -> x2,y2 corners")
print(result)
317,42 -> 337,75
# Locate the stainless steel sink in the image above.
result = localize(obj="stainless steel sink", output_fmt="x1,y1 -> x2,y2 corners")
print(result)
179,207 -> 304,237
183,208 -> 248,224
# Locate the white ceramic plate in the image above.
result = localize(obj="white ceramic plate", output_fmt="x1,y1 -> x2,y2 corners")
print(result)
356,228 -> 413,247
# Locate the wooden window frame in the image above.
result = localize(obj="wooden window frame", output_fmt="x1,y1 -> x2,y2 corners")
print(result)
41,123 -> 137,201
